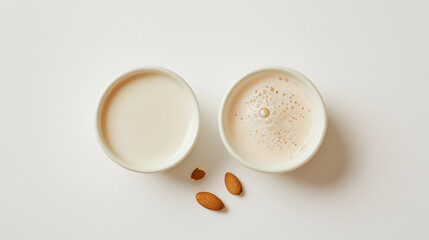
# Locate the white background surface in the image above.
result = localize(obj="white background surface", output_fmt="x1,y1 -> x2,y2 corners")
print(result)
1,0 -> 428,239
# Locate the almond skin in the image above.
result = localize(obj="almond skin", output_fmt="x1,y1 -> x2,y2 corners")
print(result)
225,172 -> 242,195
191,167 -> 205,181
196,192 -> 224,211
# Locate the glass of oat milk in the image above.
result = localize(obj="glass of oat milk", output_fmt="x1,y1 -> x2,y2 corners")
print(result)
96,67 -> 199,173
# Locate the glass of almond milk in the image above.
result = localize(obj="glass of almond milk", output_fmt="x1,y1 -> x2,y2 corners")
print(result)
96,67 -> 200,173
219,67 -> 327,173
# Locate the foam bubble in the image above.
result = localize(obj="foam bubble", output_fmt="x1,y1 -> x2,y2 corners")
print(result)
240,83 -> 312,151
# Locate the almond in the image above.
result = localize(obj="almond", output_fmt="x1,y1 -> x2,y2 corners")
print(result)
195,192 -> 224,211
191,167 -> 205,181
225,172 -> 242,195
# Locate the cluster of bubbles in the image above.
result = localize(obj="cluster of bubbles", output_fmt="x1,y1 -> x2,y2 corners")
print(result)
235,78 -> 311,151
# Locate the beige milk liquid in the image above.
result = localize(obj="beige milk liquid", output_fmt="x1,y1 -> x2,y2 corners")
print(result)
100,72 -> 195,167
225,73 -> 314,164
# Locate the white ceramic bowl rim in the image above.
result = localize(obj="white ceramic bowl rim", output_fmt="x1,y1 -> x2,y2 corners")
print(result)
218,66 -> 327,173
95,66 -> 200,173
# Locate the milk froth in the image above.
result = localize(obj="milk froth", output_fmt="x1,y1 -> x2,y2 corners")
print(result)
224,72 -> 315,164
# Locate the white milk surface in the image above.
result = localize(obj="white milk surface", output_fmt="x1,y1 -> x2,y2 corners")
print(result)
100,72 -> 194,168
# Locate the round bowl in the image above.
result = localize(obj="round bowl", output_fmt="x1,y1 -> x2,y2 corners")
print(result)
96,67 -> 200,173
218,66 -> 327,173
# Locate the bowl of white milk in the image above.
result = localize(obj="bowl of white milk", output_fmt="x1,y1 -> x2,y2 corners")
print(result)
219,66 -> 327,173
96,67 -> 200,173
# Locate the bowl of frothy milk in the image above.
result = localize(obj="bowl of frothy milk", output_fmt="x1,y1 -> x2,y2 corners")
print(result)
219,66 -> 327,173
96,67 -> 200,173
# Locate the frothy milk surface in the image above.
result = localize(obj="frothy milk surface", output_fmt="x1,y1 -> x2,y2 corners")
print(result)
224,71 -> 315,165
100,72 -> 195,168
